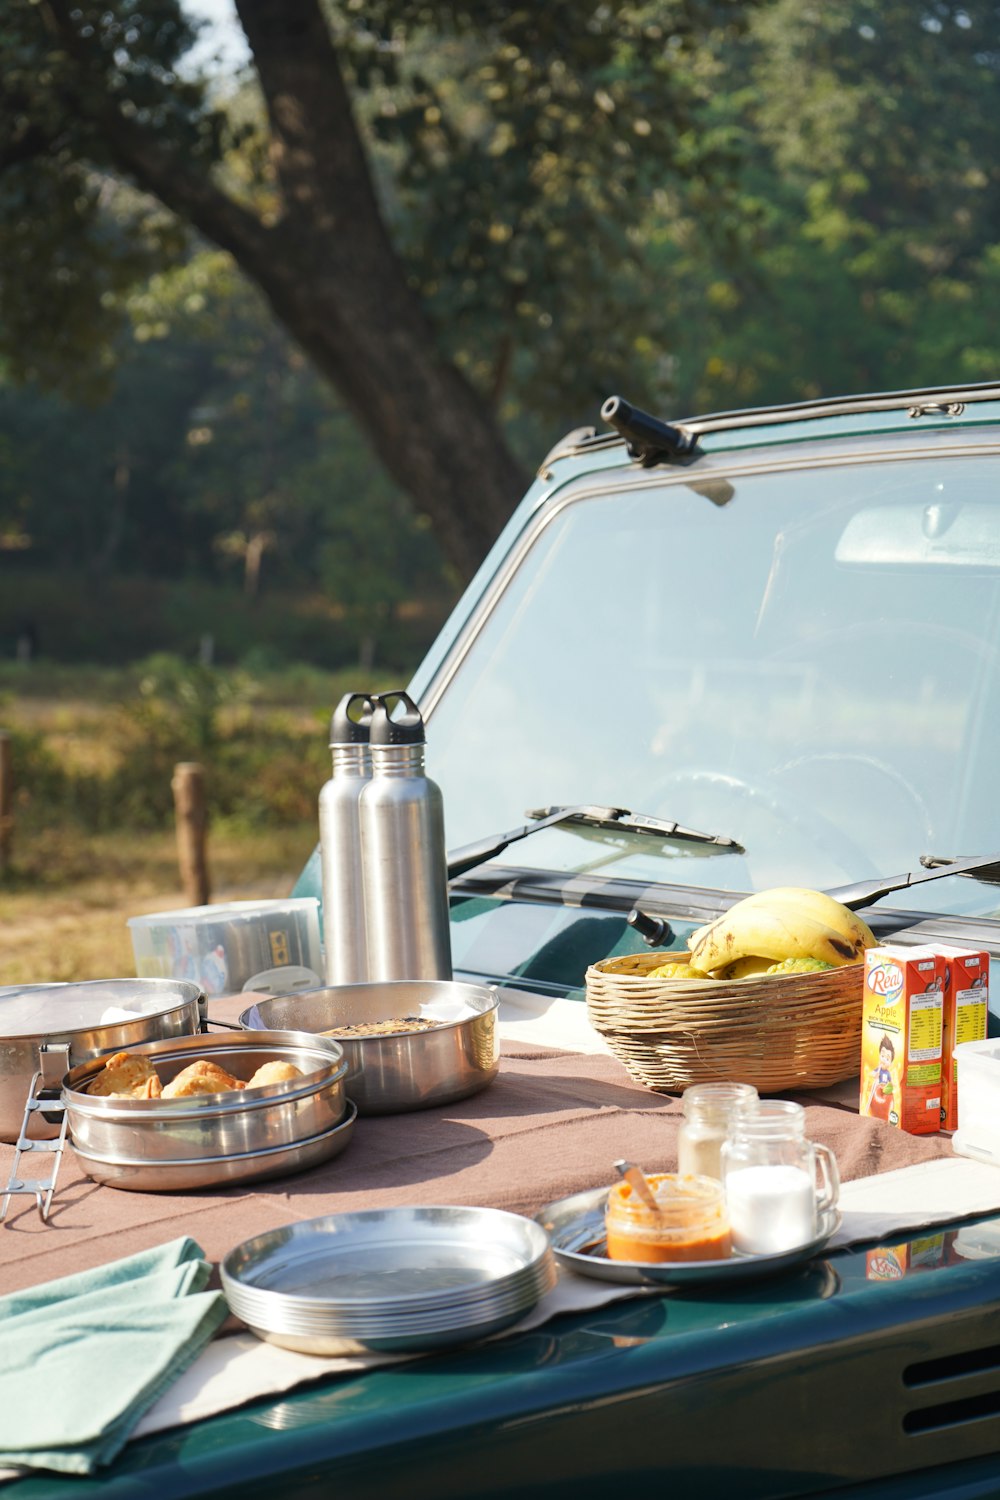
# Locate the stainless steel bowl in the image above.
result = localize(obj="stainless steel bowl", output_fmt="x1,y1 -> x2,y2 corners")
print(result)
63,1029 -> 348,1166
0,978 -> 203,1143
238,980 -> 500,1115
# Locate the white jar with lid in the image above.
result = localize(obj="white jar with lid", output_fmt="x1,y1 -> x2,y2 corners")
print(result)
677,1081 -> 759,1180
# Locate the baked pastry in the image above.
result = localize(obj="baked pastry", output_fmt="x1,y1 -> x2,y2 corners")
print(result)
88,1050 -> 159,1098
246,1060 -> 303,1088
161,1060 -> 246,1098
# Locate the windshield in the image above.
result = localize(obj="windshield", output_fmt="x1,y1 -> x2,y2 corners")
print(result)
424,444 -> 1000,917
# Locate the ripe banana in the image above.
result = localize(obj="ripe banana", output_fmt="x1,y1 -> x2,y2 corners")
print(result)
688,887 -> 876,975
713,955 -> 773,980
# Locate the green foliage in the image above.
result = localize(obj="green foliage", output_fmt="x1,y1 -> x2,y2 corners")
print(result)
651,0 -> 1000,412
0,240 -> 457,629
0,560 -> 451,673
334,0 -> 751,436
130,652 -> 245,749
4,0 -> 1000,628
0,0 -> 222,395
0,0 -> 753,452
1,661 -> 399,840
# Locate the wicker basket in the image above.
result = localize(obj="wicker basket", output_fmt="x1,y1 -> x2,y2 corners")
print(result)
585,950 -> 864,1095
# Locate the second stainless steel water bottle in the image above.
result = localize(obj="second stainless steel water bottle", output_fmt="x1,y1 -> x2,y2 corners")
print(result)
360,691 -> 453,981
319,692 -> 373,985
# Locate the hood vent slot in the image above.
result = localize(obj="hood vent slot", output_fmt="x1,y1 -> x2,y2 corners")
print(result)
903,1342 -> 1000,1435
904,1388 -> 1000,1434
905,1342 -> 1000,1386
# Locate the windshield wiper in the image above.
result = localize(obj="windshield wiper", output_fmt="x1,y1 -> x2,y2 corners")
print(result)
828,852 -> 1000,911
447,803 -> 744,882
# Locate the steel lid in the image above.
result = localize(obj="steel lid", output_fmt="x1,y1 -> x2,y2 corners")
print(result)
0,978 -> 203,1040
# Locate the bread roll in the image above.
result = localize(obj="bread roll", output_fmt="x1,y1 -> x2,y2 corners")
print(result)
161,1060 -> 246,1098
88,1050 -> 159,1098
246,1060 -> 303,1089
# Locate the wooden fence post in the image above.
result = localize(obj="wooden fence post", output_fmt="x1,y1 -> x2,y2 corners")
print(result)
0,732 -> 11,876
172,761 -> 210,907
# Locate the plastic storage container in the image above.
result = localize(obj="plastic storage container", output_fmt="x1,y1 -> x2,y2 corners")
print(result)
128,899 -> 322,997
952,1037 -> 1000,1163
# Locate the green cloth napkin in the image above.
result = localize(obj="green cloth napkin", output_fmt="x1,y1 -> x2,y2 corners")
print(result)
0,1236 -> 228,1476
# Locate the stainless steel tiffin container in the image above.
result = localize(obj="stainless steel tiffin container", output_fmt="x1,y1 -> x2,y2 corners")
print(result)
62,1029 -> 352,1191
0,978 -> 203,1143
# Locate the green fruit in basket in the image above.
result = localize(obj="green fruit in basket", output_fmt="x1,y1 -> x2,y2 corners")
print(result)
764,957 -> 836,975
648,961 -> 713,980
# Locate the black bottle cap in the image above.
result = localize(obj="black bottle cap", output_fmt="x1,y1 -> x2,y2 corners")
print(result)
329,692 -> 374,747
369,691 -> 426,746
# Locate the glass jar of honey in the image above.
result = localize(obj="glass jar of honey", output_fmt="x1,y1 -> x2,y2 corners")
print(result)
604,1172 -> 732,1263
677,1081 -> 759,1180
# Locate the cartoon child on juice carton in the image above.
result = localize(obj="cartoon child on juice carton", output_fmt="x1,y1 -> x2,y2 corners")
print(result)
866,1034 -> 897,1122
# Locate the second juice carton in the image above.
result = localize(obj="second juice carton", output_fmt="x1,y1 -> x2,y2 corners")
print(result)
936,944 -> 989,1133
860,945 -> 943,1134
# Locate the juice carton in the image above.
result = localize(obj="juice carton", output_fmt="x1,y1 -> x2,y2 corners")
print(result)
936,945 -> 989,1133
860,945 -> 944,1134
866,1233 -> 950,1281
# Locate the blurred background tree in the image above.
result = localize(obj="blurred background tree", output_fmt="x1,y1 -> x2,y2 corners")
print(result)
0,0 -> 745,585
2,0 -> 1000,667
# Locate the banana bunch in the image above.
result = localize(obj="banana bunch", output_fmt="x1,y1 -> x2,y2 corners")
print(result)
687,886 -> 876,978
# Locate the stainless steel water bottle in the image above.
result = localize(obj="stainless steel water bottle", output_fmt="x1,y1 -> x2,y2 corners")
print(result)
319,692 -> 373,985
360,691 -> 453,981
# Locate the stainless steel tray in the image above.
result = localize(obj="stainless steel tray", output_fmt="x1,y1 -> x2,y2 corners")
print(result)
71,1099 -> 357,1192
222,1204 -> 555,1353
537,1186 -> 842,1285
238,980 -> 500,1114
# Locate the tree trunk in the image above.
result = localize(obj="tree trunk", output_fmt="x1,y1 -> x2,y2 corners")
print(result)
41,0 -> 531,583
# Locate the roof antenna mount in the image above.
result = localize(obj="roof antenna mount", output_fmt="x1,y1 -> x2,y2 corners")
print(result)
601,394 -> 697,466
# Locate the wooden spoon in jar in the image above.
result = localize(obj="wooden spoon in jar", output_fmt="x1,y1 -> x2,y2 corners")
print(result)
613,1158 -> 662,1213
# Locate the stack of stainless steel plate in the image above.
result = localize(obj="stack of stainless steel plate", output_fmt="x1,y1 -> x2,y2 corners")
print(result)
222,1204 -> 556,1354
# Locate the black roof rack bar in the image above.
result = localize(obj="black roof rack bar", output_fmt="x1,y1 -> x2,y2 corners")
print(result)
540,380 -> 1000,474
679,380 -> 1000,437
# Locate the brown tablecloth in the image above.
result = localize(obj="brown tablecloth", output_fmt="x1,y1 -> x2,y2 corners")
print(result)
0,1028 -> 954,1298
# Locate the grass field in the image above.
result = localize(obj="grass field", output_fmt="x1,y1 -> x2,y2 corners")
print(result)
0,658 -> 391,986
0,821 -> 319,987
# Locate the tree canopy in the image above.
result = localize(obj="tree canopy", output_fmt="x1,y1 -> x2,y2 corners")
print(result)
3,0 -> 1000,618
1,0 -> 747,579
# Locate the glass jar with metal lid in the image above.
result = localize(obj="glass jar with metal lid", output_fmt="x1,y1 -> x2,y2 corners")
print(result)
677,1081 -> 759,1180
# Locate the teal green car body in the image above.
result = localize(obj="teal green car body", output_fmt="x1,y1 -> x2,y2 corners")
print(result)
18,382 -> 1000,1498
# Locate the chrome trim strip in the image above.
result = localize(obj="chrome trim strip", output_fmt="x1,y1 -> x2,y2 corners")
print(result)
683,382 -> 1000,436
552,383 -> 1000,459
